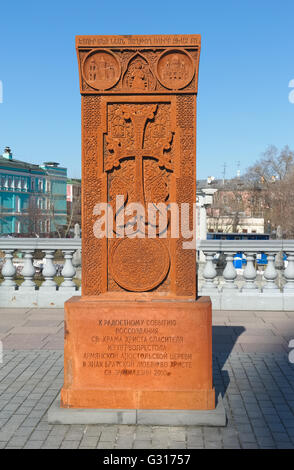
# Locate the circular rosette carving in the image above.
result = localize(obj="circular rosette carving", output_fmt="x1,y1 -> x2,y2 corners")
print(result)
156,49 -> 194,90
110,238 -> 170,292
83,50 -> 121,91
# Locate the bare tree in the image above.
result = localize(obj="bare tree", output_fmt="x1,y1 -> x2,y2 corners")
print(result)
244,145 -> 294,184
243,145 -> 294,237
47,192 -> 81,238
19,196 -> 46,236
207,189 -> 246,233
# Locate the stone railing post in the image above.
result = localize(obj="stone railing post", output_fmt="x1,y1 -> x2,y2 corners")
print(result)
60,250 -> 76,288
284,251 -> 294,292
0,250 -> 16,287
41,250 -> 57,288
21,250 -> 36,288
263,253 -> 279,291
241,252 -> 258,291
202,251 -> 218,290
222,252 -> 238,290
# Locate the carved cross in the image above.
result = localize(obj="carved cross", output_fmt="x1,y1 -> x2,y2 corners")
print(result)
105,104 -> 173,205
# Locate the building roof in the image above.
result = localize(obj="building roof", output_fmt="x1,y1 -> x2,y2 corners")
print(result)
197,178 -> 263,191
0,155 -> 46,174
67,178 -> 81,184
0,147 -> 67,177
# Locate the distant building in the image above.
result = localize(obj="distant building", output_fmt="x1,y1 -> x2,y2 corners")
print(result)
197,177 -> 265,235
196,187 -> 218,241
67,178 -> 81,229
0,147 -> 67,235
207,216 -> 264,234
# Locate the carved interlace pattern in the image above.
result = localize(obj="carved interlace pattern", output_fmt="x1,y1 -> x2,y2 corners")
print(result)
176,95 -> 194,128
175,176 -> 195,297
82,96 -> 104,295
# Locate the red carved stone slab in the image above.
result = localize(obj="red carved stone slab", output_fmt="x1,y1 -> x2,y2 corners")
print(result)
76,35 -> 201,298
61,35 -> 215,412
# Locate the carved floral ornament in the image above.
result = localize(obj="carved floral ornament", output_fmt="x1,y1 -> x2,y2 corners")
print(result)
81,48 -> 195,92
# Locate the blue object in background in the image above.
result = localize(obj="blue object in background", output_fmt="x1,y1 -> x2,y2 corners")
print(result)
256,253 -> 268,265
233,252 -> 246,268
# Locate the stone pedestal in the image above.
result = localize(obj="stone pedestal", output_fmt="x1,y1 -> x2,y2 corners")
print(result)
60,296 -> 214,410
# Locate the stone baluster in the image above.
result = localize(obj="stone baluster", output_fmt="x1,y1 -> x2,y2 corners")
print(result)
60,250 -> 76,288
202,251 -> 218,290
1,250 -> 16,287
72,249 -> 81,268
222,252 -> 238,290
21,250 -> 36,287
284,251 -> 294,292
241,252 -> 258,291
263,253 -> 278,291
41,250 -> 57,288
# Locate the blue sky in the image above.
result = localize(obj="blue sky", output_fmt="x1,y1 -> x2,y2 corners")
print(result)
0,0 -> 294,179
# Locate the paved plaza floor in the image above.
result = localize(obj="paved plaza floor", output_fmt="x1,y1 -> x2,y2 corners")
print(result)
0,308 -> 293,449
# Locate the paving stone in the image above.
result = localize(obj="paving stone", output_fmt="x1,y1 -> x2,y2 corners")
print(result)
276,442 -> 294,449
241,442 -> 259,449
24,440 -> 43,449
42,443 -> 60,449
133,440 -> 153,449
222,437 -> 241,449
97,441 -> 115,449
204,441 -> 223,449
80,436 -> 99,447
100,430 -> 118,441
256,436 -> 276,447
60,440 -> 80,449
7,436 -> 28,447
29,430 -> 50,441
84,425 -> 103,436
238,432 -> 257,443
169,441 -> 186,449
168,430 -> 186,441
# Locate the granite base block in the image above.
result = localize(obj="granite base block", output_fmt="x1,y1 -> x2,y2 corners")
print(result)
48,394 -> 226,427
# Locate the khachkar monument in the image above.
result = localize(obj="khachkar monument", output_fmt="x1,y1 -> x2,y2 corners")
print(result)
57,35 -> 225,425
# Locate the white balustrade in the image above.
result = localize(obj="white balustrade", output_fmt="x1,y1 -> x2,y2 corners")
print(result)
60,250 -> 76,288
263,253 -> 279,291
284,251 -> 294,292
41,250 -> 57,288
1,250 -> 16,287
0,237 -> 293,309
198,239 -> 294,310
21,250 -> 36,288
222,252 -> 238,290
202,251 -> 218,290
242,252 -> 258,291
0,239 -> 81,306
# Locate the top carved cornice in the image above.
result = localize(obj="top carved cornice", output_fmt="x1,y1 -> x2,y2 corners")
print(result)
76,34 -> 201,95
